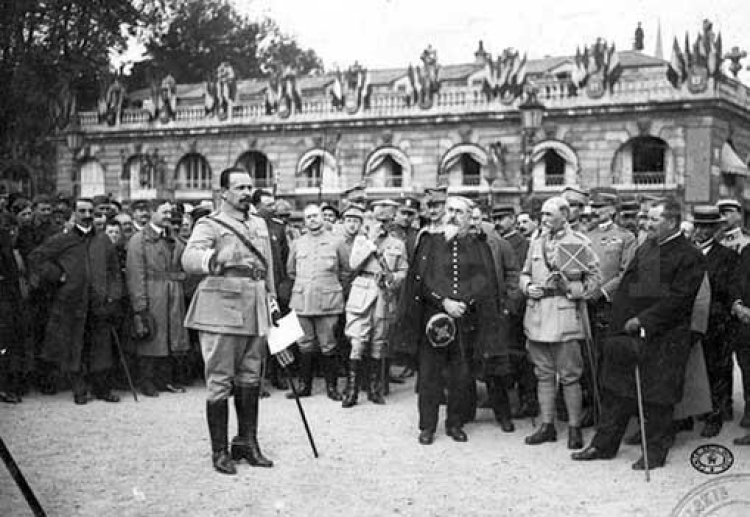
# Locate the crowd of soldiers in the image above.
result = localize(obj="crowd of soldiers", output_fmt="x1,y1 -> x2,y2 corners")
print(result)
3,177 -> 750,475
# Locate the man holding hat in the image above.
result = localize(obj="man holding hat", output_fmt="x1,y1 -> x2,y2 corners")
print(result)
392,195 -> 505,444
561,186 -> 590,234
342,203 -> 407,407
717,199 -> 750,254
690,205 -> 738,437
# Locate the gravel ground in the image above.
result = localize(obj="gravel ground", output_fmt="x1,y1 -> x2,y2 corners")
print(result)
2,374 -> 750,517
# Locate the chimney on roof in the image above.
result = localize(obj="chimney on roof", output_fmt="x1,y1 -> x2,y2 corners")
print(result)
474,40 -> 491,65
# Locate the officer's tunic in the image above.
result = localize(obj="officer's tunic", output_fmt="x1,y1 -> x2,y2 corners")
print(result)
344,233 -> 407,359
182,211 -> 276,401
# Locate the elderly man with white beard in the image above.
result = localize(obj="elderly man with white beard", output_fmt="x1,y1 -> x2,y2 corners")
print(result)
392,196 -> 506,444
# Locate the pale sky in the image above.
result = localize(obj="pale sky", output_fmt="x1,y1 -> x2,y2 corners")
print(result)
236,0 -> 750,81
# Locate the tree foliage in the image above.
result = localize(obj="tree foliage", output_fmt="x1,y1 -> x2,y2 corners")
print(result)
0,0 -> 167,188
139,0 -> 323,86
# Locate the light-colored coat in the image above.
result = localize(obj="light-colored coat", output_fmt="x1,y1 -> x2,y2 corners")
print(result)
345,234 -> 407,318
520,225 -> 601,343
287,229 -> 349,316
182,212 -> 276,336
126,224 -> 189,357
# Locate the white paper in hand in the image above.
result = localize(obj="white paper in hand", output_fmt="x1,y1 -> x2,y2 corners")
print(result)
267,310 -> 305,355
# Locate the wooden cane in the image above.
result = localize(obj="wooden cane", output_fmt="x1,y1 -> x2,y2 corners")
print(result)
634,364 -> 650,482
283,366 -> 319,458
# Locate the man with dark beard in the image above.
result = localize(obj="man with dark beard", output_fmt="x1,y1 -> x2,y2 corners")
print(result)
393,196 -> 505,444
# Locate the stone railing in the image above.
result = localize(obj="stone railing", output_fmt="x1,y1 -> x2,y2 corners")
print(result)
76,75 -> 750,132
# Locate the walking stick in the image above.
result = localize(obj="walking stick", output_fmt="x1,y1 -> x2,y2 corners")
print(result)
282,366 -> 319,458
110,328 -> 138,402
0,436 -> 46,516
634,364 -> 650,482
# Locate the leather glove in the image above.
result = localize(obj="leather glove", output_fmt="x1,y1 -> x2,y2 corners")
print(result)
133,310 -> 152,340
271,309 -> 282,327
275,348 -> 295,368
624,317 -> 642,336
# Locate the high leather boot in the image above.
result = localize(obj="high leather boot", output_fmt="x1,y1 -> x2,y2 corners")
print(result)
231,386 -> 273,467
207,400 -> 236,475
524,423 -> 557,445
323,355 -> 342,401
342,359 -> 360,408
287,352 -> 314,399
488,377 -> 515,433
367,358 -> 385,404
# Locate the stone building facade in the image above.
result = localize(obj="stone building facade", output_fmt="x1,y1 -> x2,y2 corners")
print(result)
55,44 -> 750,212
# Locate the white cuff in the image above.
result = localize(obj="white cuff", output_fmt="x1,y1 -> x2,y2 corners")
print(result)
201,250 -> 216,274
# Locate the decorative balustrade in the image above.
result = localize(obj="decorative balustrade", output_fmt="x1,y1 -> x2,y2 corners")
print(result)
77,75 -> 750,131
544,174 -> 566,187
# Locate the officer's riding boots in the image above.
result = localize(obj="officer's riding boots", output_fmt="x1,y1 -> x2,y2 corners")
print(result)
342,359 -> 360,408
287,352 -> 314,399
231,386 -> 273,467
206,400 -> 236,475
323,355 -> 342,401
367,357 -> 385,404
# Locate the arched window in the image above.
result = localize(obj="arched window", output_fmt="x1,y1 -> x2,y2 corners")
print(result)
364,147 -> 411,189
296,149 -> 338,189
612,136 -> 670,185
79,159 -> 106,197
236,151 -> 273,189
175,153 -> 211,190
530,140 -> 579,188
439,144 -> 488,187
122,154 -> 158,200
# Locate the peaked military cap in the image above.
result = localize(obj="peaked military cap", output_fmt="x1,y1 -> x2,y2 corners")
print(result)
491,203 -> 516,218
342,184 -> 367,204
561,185 -> 589,205
320,202 -> 340,218
590,187 -> 619,208
425,185 -> 448,204
342,202 -> 365,220
398,194 -> 421,213
717,199 -> 742,212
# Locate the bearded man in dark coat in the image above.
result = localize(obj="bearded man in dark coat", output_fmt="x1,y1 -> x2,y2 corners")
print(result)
30,198 -> 123,404
392,196 -> 507,445
573,197 -> 706,470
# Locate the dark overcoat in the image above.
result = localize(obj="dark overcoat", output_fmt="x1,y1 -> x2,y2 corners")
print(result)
0,229 -> 23,357
391,231 -> 510,376
30,227 -> 122,372
602,233 -> 706,405
730,246 -> 750,350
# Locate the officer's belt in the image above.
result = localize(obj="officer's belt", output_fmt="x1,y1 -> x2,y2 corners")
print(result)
221,265 -> 267,280
146,271 -> 187,282
539,287 -> 567,298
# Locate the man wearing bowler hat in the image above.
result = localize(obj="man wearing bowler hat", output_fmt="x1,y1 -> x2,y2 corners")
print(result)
689,205 -> 738,437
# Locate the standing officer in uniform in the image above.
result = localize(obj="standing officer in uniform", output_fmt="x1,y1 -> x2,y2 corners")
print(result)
690,206 -> 738,437
287,204 -> 350,401
183,167 -> 281,475
492,203 -> 536,420
561,186 -> 590,233
717,199 -> 750,253
583,190 -> 636,425
520,196 -> 601,450
391,195 -> 420,259
343,205 -> 408,407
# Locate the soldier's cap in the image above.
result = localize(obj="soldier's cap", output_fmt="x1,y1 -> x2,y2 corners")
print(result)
92,194 -> 110,207
590,188 -> 619,208
642,194 -> 665,205
342,184 -> 367,203
689,205 -> 725,225
619,195 -> 640,212
425,185 -> 448,204
491,203 -> 516,219
131,199 -> 150,211
372,203 -> 396,221
342,202 -> 365,220
561,185 -> 589,206
398,194 -> 421,213
370,198 -> 399,209
320,202 -> 340,218
275,199 -> 293,216
717,199 -> 742,212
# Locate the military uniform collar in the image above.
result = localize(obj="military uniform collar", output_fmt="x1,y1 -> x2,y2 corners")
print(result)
501,229 -> 518,239
598,220 -> 614,231
725,227 -> 741,238
547,223 -> 570,240
220,207 -> 249,222
658,230 -> 681,246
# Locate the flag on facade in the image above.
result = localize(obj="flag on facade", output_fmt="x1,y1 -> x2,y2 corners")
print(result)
606,45 -> 622,91
667,37 -> 686,88
684,32 -> 692,70
712,33 -> 723,78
